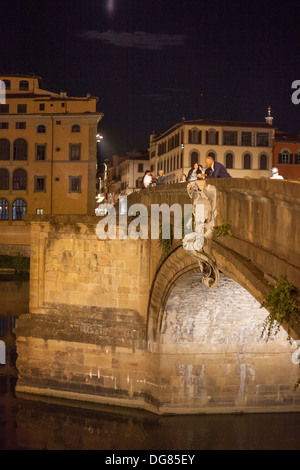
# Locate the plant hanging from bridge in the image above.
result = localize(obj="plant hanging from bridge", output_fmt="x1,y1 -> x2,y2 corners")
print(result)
261,275 -> 300,390
213,221 -> 233,238
260,275 -> 300,341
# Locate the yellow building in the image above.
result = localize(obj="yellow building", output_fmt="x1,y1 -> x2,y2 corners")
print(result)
149,118 -> 274,183
0,74 -> 103,255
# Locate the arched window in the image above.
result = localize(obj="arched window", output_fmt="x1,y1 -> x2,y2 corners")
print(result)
0,169 -> 9,190
13,169 -> 27,190
3,79 -> 11,90
0,199 -> 9,220
12,199 -> 27,220
37,125 -> 46,133
225,153 -> 234,169
207,151 -> 216,160
71,125 -> 80,133
13,139 -> 27,160
206,129 -> 219,145
19,80 -> 29,91
190,151 -> 199,167
243,153 -> 252,170
188,129 -> 201,144
0,139 -> 10,160
278,150 -> 292,165
259,154 -> 268,170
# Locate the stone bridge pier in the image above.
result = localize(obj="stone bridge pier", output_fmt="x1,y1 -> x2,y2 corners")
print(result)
15,179 -> 300,414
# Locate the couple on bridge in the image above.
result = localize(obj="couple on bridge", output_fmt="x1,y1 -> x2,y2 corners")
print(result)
187,156 -> 231,181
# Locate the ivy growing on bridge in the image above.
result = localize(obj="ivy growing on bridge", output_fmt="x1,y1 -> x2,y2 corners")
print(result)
213,221 -> 233,238
261,275 -> 300,390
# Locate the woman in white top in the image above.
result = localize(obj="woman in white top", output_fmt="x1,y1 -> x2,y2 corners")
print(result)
143,170 -> 152,188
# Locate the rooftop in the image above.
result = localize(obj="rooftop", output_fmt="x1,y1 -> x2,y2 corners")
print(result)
152,119 -> 274,141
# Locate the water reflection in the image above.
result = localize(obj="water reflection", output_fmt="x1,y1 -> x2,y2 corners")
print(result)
1,277 -> 300,450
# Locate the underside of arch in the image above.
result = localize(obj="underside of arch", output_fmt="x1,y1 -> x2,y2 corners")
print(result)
147,240 -> 300,345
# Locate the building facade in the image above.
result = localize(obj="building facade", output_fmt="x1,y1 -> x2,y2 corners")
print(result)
0,74 -> 103,254
106,150 -> 149,202
149,118 -> 274,183
273,130 -> 300,180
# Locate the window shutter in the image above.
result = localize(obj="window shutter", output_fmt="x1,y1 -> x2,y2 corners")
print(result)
216,131 -> 219,145
278,153 -> 282,164
289,154 -> 293,164
206,131 -> 208,144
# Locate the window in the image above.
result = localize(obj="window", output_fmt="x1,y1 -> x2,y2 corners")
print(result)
138,163 -> 144,173
0,169 -> 9,190
0,139 -> 10,160
37,125 -> 46,134
241,132 -> 252,146
3,80 -> 11,90
190,151 -> 199,167
188,129 -> 201,144
69,176 -> 81,192
0,123 -> 8,129
16,122 -> 26,129
36,209 -> 44,215
39,103 -> 45,111
13,169 -> 27,190
56,121 -> 61,125
13,139 -> 27,160
36,145 -> 46,161
256,133 -> 269,147
12,199 -> 27,220
278,152 -> 292,165
71,125 -> 80,133
0,199 -> 9,220
206,129 -> 218,145
17,104 -> 27,113
19,80 -> 29,91
243,153 -> 252,169
69,144 -> 81,160
35,176 -> 46,192
223,131 -> 237,145
225,153 -> 234,169
295,153 -> 300,165
259,154 -> 268,170
0,104 -> 9,113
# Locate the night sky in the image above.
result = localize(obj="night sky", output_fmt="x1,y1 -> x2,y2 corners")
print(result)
1,0 -> 299,157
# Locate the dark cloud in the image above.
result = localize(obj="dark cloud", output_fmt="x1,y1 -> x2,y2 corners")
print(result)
79,30 -> 186,50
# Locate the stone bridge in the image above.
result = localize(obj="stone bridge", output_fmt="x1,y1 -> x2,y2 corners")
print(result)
15,179 -> 300,414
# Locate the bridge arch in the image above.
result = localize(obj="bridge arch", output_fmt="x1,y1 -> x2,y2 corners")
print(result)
147,240 -> 276,346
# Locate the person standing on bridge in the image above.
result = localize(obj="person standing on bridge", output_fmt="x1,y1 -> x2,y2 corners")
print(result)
199,156 -> 232,179
270,167 -> 284,179
142,170 -> 152,188
156,170 -> 165,185
187,162 -> 202,181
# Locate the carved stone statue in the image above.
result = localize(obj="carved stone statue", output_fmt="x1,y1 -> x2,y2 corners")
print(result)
183,180 -> 219,287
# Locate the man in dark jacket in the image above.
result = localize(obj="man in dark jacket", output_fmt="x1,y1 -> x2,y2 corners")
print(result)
203,156 -> 231,178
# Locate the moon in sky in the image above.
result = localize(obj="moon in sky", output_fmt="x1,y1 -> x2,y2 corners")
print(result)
107,0 -> 114,14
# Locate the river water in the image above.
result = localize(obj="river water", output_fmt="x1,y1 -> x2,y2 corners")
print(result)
1,277 -> 300,451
